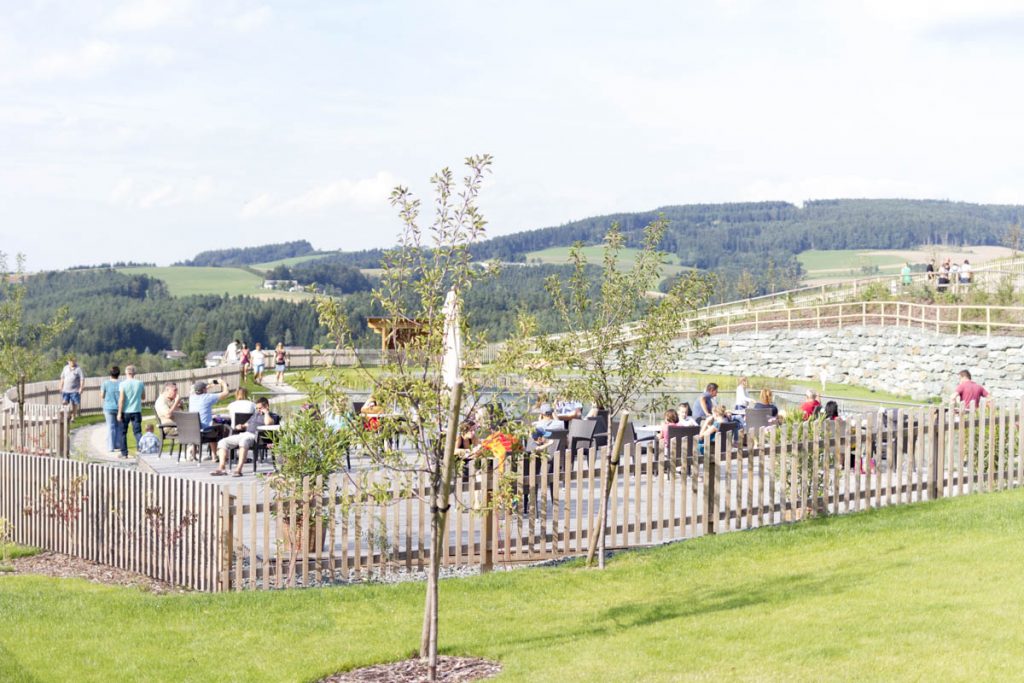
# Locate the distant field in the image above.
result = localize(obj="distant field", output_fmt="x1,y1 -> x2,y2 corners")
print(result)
250,252 -> 338,272
117,266 -> 312,300
799,246 -> 1015,283
525,245 -> 687,276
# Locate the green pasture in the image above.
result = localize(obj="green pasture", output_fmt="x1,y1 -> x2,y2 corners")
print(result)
2,489 -> 1023,681
524,245 -> 687,277
798,249 -> 909,276
117,266 -> 263,297
249,252 -> 338,272
117,266 -> 315,300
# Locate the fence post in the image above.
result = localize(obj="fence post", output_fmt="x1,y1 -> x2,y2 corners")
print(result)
704,438 -> 717,535
929,408 -> 943,501
220,490 -> 235,591
957,307 -> 963,336
986,307 -> 992,337
480,461 -> 493,573
862,302 -> 867,326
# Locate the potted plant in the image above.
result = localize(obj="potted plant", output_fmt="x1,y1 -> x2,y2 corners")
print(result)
265,406 -> 353,555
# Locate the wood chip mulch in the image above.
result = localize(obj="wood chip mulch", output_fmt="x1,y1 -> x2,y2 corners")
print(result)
318,656 -> 502,683
1,551 -> 187,594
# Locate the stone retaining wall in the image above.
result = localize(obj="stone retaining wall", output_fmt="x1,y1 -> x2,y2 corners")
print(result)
672,326 -> 1024,401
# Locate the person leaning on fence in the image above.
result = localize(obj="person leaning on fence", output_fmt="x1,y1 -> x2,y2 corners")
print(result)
951,369 -> 989,410
211,397 -> 276,477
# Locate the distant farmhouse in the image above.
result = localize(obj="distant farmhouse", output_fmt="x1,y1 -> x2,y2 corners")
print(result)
262,279 -> 299,291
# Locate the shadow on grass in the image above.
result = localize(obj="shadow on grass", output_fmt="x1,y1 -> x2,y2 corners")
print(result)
485,561 -> 910,655
0,642 -> 41,683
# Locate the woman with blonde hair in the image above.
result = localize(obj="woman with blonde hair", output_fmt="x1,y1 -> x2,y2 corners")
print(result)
274,343 -> 288,387
753,388 -> 779,419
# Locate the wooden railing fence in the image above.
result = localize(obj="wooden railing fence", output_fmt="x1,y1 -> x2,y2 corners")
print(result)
0,451 -> 222,590
214,403 -> 1022,591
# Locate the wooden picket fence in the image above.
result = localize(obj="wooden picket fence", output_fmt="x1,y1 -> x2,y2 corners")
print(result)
0,451 -> 222,591
3,404 -> 1021,592
216,403 -> 1023,591
0,403 -> 69,457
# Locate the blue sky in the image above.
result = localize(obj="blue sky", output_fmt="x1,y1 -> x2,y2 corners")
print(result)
3,1 -> 1024,269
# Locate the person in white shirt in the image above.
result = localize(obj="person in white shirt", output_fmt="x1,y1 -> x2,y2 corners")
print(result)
735,376 -> 752,410
251,342 -> 266,384
224,339 -> 240,364
227,387 -> 257,427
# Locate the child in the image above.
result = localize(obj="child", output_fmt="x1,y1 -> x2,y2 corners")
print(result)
137,423 -> 161,455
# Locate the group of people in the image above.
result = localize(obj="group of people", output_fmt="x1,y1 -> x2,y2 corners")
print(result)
222,338 -> 289,386
922,258 -> 972,292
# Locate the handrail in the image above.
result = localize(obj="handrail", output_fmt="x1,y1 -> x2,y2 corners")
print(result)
685,300 -> 1024,339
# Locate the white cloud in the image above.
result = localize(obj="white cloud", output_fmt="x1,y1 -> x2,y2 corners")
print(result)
102,0 -> 193,32
232,6 -> 272,32
22,41 -> 121,82
109,176 -> 216,209
241,172 -> 399,218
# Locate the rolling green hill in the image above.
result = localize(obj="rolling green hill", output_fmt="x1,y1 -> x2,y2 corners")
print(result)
116,266 -> 264,297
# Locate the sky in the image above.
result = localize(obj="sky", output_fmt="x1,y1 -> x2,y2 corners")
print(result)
3,0 -> 1024,270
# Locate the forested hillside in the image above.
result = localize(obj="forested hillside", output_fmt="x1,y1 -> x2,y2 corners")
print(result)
178,240 -> 316,267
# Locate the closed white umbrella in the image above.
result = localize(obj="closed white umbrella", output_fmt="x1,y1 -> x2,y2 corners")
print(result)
441,288 -> 462,390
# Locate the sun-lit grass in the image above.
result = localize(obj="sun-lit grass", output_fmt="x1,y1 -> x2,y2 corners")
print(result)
524,245 -> 688,278
249,252 -> 339,271
117,266 -> 264,297
2,489 -> 1023,681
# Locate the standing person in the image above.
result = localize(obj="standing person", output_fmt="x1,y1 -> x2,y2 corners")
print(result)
925,261 -> 935,282
224,339 -> 240,365
734,377 -> 752,410
58,356 -> 85,420
100,366 -> 122,453
950,370 -> 990,410
117,365 -> 145,458
274,342 -> 288,387
900,262 -> 912,286
937,261 -> 950,292
960,259 -> 972,288
251,342 -> 266,385
239,343 -> 251,380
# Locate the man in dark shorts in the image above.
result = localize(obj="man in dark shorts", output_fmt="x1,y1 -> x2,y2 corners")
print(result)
951,370 -> 990,410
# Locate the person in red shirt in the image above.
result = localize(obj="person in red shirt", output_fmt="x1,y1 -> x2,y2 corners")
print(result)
800,390 -> 821,420
951,369 -> 990,409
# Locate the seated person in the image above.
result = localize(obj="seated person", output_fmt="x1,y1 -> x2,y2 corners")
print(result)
675,402 -> 699,427
698,404 -> 730,454
532,408 -> 563,444
823,400 -> 842,421
753,388 -> 780,420
211,397 -> 277,477
554,397 -> 583,420
691,383 -> 719,421
137,423 -> 162,455
187,379 -> 232,460
227,387 -> 257,427
154,382 -> 182,426
800,390 -> 822,420
659,408 -> 695,447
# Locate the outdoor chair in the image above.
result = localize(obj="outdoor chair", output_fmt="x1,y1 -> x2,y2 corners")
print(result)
158,422 -> 178,457
744,407 -> 773,432
666,424 -> 700,475
171,411 -> 219,463
567,418 -> 598,458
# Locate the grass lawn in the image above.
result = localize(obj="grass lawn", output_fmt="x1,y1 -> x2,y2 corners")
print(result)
2,489 -> 1023,681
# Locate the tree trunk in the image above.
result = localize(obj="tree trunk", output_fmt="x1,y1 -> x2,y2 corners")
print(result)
420,381 -> 463,682
586,414 -> 630,567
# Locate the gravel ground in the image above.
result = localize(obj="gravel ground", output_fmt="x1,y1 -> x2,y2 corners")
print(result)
317,656 -> 501,683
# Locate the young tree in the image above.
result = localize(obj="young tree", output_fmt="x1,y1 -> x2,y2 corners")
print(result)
313,155 -> 507,681
0,253 -> 72,446
501,221 -> 714,565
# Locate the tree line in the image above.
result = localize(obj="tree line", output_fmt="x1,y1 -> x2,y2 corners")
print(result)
177,240 -> 316,267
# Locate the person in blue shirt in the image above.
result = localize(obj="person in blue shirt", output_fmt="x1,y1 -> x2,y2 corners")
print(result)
100,365 -> 122,453
187,379 -> 232,461
117,365 -> 145,458
691,383 -> 719,421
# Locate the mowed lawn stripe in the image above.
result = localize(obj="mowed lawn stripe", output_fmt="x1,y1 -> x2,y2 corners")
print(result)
1,489 -> 1022,681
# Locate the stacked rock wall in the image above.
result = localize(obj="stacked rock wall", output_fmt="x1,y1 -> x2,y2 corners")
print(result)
672,326 -> 1024,401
